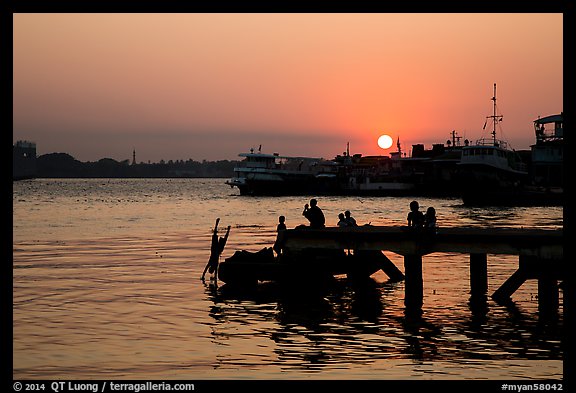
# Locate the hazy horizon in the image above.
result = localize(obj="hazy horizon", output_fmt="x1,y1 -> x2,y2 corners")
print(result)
13,13 -> 563,163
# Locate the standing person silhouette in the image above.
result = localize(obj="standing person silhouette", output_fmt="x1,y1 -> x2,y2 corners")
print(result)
302,198 -> 325,229
273,215 -> 287,255
276,215 -> 287,232
407,200 -> 425,229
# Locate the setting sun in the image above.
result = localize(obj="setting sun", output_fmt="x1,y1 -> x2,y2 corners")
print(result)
377,134 -> 393,150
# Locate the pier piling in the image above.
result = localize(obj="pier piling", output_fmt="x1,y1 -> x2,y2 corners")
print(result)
404,254 -> 423,312
538,276 -> 559,318
470,253 -> 488,298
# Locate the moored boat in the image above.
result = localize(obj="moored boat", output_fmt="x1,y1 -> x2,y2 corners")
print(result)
337,138 -> 464,196
458,109 -> 564,206
457,84 -> 532,205
225,146 -> 336,196
226,140 -> 465,197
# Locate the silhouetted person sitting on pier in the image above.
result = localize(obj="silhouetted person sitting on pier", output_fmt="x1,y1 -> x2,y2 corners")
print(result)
273,215 -> 287,255
424,206 -> 438,233
303,198 -> 325,229
344,210 -> 358,227
337,213 -> 347,227
407,200 -> 425,229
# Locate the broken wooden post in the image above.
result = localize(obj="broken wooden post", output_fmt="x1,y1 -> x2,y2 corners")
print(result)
201,218 -> 231,282
378,251 -> 405,282
492,269 -> 527,303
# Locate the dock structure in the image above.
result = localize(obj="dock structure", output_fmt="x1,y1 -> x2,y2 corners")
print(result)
281,226 -> 563,315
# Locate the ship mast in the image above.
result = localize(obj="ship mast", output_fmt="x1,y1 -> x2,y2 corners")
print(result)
486,83 -> 503,146
450,130 -> 461,147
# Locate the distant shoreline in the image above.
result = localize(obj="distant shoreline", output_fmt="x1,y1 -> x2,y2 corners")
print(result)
15,175 -> 230,180
28,152 -> 238,179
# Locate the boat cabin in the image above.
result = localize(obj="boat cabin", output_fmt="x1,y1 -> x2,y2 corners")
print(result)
237,152 -> 281,170
460,139 -> 527,174
534,113 -> 563,142
531,113 -> 563,187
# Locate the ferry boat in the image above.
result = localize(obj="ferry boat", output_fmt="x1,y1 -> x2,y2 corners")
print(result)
225,146 -> 337,196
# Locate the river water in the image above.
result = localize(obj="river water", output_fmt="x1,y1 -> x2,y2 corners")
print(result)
12,178 -> 563,380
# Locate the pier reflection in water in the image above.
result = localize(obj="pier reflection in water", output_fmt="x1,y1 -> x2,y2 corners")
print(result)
205,266 -> 562,374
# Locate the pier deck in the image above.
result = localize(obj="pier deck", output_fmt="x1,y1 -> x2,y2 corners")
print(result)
281,226 -> 563,315
282,226 -> 562,259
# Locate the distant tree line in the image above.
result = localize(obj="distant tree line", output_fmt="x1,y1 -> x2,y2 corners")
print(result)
36,153 -> 238,178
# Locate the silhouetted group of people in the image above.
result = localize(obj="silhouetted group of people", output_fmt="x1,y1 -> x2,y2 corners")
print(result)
407,200 -> 437,233
302,199 -> 359,228
337,210 -> 358,227
273,198 -> 438,256
299,198 -> 436,231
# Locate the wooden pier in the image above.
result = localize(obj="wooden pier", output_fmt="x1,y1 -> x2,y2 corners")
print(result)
281,226 -> 563,315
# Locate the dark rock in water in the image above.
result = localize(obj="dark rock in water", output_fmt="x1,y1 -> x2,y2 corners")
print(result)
218,247 -> 277,285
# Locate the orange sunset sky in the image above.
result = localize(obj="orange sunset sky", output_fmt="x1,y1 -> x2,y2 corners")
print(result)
13,13 -> 563,163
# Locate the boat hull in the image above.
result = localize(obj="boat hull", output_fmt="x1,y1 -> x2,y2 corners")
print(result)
457,161 -> 535,206
231,176 -> 339,196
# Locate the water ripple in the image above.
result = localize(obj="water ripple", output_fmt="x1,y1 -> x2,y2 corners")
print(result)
13,179 -> 563,380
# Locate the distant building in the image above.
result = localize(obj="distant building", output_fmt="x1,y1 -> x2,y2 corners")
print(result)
13,140 -> 37,180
